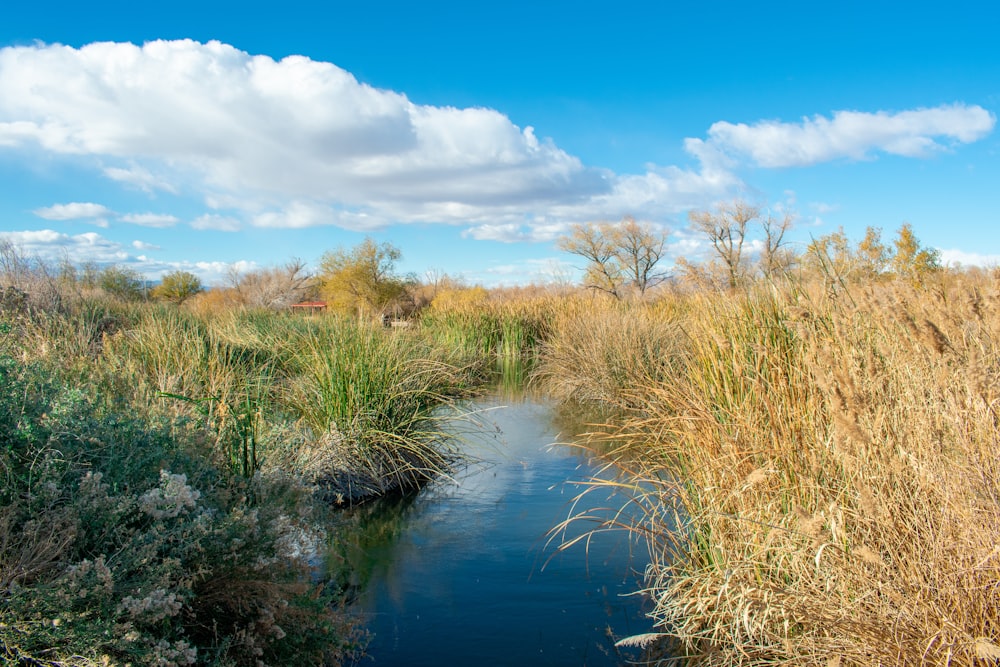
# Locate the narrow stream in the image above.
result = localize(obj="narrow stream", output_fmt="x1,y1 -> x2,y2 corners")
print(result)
329,394 -> 654,666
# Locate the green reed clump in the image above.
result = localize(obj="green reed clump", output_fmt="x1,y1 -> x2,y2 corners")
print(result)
98,305 -> 285,480
89,299 -> 476,498
571,276 -> 1000,665
282,317 -> 467,498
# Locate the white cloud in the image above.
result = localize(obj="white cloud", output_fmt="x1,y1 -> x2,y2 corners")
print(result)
694,104 -> 995,168
3,40 -> 994,246
190,214 -> 242,231
0,40 -> 610,226
938,248 -> 1000,267
103,163 -> 177,193
0,39 -> 735,234
0,227 -> 256,285
250,201 -> 387,231
33,201 -> 112,220
1,229 -> 129,263
463,220 -> 592,243
464,223 -> 540,243
119,212 -> 179,227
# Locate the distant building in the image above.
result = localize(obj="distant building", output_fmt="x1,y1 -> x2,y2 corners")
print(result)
290,300 -> 327,314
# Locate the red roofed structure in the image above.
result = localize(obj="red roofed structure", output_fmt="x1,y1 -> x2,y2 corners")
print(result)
290,301 -> 327,313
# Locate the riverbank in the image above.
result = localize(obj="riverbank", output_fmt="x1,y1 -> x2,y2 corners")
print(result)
0,297 -> 478,665
531,272 -> 1000,665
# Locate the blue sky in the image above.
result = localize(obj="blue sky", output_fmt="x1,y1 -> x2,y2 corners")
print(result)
2,0 -> 998,286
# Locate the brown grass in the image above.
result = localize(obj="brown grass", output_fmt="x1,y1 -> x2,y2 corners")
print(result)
534,296 -> 685,409
544,272 -> 1000,665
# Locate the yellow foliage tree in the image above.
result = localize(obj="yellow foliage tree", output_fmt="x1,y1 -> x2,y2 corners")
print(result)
152,270 -> 203,304
319,238 -> 410,318
892,223 -> 941,284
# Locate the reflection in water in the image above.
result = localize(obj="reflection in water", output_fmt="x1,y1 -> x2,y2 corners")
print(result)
330,394 -> 654,667
323,491 -> 421,605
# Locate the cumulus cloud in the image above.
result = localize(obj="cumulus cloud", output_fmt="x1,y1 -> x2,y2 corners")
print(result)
938,248 -> 1000,267
691,104 -> 996,168
0,227 -> 254,285
33,202 -> 113,220
119,212 -> 179,227
2,40 -> 994,248
0,40 -> 611,225
0,39 -> 737,237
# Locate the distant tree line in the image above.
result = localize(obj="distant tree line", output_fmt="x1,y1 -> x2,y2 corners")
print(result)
1,202 -> 947,318
558,200 -> 942,297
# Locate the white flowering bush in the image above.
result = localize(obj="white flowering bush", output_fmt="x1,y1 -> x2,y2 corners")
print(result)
120,588 -> 184,624
0,336 -> 363,666
139,470 -> 202,520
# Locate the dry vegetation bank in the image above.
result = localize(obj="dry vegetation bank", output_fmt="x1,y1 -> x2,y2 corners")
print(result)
0,249 -> 479,664
2,226 -> 998,665
539,271 -> 1000,665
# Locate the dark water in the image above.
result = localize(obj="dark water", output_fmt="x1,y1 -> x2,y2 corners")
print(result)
334,395 -> 653,666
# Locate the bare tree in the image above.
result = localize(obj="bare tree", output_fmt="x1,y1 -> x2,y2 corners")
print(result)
230,259 -> 314,309
688,200 -> 759,289
557,222 -> 624,298
0,241 -> 64,311
614,216 -> 670,295
557,217 -> 669,298
0,240 -> 37,290
759,210 -> 795,279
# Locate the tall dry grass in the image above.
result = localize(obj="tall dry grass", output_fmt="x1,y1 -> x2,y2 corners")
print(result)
534,296 -> 685,409
545,273 -> 1000,665
419,288 -> 554,367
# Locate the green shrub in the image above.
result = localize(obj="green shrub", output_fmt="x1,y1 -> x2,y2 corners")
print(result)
0,349 -> 362,665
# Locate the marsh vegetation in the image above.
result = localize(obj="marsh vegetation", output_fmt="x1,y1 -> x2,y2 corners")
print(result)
1,215 -> 997,665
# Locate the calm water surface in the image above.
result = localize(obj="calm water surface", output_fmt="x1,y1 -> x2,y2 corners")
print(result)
336,395 -> 653,666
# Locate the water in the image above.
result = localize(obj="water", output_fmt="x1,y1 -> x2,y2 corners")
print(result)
334,395 -> 654,666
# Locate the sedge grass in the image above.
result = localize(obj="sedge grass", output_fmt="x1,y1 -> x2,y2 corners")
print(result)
279,316 -> 469,498
419,293 -> 553,369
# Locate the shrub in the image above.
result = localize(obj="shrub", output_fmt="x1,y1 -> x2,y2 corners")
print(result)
0,331 -> 362,665
153,271 -> 203,304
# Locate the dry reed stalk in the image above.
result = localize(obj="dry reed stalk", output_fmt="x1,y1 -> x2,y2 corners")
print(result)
560,273 -> 1000,665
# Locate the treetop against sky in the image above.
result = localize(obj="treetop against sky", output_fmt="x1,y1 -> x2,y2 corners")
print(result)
1,0 -> 998,286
